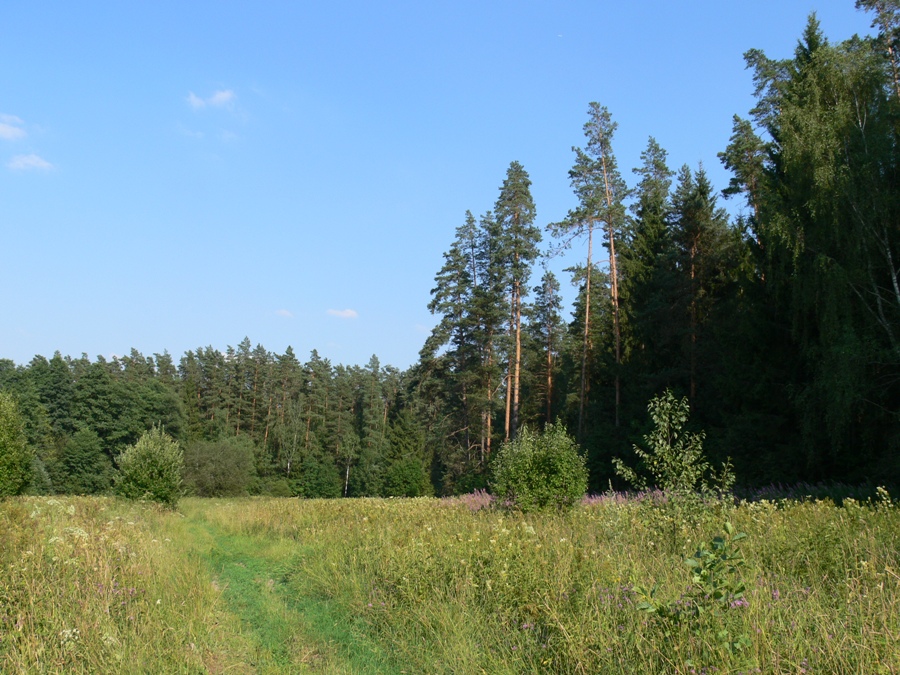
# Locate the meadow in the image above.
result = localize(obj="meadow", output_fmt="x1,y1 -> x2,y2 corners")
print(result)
1,492 -> 898,674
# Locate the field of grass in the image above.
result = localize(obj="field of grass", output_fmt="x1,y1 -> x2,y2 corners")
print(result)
1,492 -> 898,673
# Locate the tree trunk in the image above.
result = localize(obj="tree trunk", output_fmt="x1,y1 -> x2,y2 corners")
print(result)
512,282 -> 522,439
505,293 -> 514,442
578,222 -> 594,441
690,240 -> 698,403
600,150 -> 621,428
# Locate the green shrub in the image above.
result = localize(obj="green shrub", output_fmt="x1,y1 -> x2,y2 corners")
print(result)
256,477 -> 293,497
614,389 -> 734,497
294,454 -> 343,498
115,426 -> 183,507
26,455 -> 53,495
491,423 -> 587,512
183,436 -> 256,497
0,392 -> 33,497
383,457 -> 433,497
55,428 -> 114,494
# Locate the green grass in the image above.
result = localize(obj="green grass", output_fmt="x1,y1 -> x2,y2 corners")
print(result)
2,493 -> 899,674
183,503 -> 398,674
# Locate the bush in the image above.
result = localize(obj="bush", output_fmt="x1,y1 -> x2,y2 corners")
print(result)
183,436 -> 256,497
0,392 -> 33,497
491,423 -> 588,512
115,426 -> 183,507
294,454 -> 343,498
256,477 -> 294,498
613,389 -> 734,497
26,455 -> 53,495
383,457 -> 433,497
54,428 -> 114,495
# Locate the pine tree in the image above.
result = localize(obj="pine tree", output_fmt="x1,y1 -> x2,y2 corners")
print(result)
494,161 -> 540,440
549,103 -> 628,433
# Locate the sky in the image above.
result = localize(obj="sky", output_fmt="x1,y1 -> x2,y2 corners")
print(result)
1,1 -> 875,371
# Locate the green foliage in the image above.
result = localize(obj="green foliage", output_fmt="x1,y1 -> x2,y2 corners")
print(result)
634,522 -> 752,664
383,458 -> 432,497
54,428 -> 115,494
0,392 -> 33,497
26,455 -> 53,495
614,389 -> 734,497
491,423 -> 587,511
183,435 -> 256,497
294,453 -> 343,498
115,426 -> 183,507
254,476 -> 294,497
382,409 -> 432,497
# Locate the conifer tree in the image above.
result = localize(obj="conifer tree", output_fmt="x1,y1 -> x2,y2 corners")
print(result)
620,137 -> 678,403
494,161 -> 540,441
550,103 -> 628,434
525,269 -> 564,425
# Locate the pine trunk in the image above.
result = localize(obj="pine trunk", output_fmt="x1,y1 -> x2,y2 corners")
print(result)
578,222 -> 594,441
600,150 -> 621,428
512,281 -> 522,439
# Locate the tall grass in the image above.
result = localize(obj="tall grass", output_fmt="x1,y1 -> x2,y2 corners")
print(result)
2,493 -> 898,673
0,496 -> 254,673
194,493 -> 900,674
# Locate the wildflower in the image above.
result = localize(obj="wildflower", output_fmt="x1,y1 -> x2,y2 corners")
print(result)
59,628 -> 80,644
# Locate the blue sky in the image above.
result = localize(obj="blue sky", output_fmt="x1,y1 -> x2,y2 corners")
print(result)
1,1 -> 874,370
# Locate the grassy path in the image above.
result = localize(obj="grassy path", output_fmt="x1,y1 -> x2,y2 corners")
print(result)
180,504 -> 398,675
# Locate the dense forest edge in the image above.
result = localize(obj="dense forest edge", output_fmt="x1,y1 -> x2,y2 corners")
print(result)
2,5 -> 899,498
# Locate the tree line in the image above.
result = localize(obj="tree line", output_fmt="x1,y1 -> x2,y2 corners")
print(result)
2,6 -> 898,496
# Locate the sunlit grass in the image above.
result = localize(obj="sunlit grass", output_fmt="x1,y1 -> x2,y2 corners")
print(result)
0,496 -> 254,674
2,493 -> 898,674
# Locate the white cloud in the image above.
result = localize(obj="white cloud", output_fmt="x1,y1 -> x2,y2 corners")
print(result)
208,90 -> 235,106
187,89 -> 236,109
187,92 -> 205,109
327,309 -> 358,319
0,114 -> 26,141
276,309 -> 293,318
8,154 -> 53,171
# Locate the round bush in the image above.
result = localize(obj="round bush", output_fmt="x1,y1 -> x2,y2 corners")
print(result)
491,423 -> 588,512
183,436 -> 256,497
115,426 -> 183,507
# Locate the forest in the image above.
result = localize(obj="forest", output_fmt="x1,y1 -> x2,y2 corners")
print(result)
2,6 -> 899,498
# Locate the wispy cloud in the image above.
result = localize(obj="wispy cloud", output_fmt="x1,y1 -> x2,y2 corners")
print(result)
176,123 -> 204,139
276,309 -> 293,318
187,89 -> 236,109
8,154 -> 53,171
327,309 -> 358,319
0,114 -> 26,141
